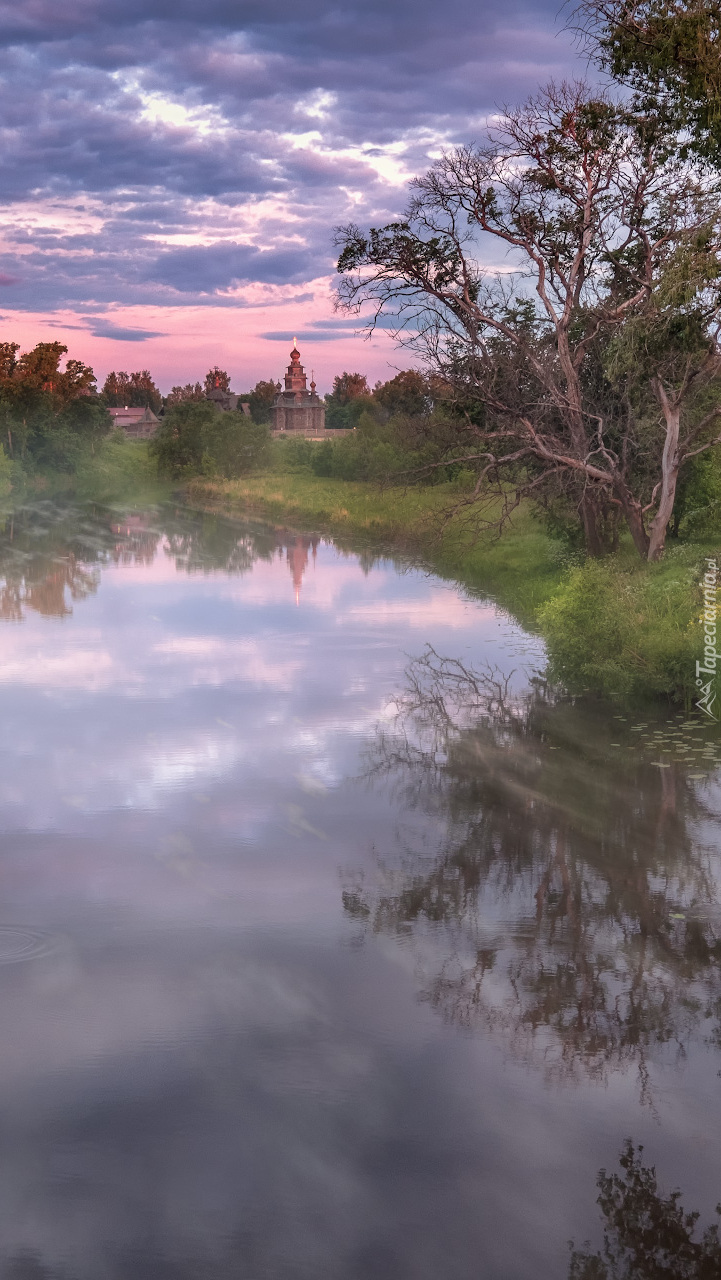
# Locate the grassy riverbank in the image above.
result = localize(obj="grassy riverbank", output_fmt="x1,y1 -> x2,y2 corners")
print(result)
187,471 -> 720,706
1,434 -> 164,506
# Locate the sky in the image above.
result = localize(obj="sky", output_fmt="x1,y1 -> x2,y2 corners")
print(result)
0,0 -> 582,393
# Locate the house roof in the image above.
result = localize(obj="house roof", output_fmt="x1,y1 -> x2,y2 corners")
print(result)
108,406 -> 159,423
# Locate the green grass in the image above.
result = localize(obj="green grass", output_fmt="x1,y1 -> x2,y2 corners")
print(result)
1,433 -> 168,506
539,547 -> 718,700
187,470 -> 721,706
73,434 -> 168,502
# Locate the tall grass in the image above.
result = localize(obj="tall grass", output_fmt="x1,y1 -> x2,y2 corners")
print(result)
73,433 -> 167,502
0,432 -> 167,505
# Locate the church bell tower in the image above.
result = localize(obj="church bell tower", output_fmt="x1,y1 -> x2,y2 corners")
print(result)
271,339 -> 325,434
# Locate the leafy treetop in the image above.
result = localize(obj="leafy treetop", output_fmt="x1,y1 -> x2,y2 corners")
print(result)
578,1 -> 721,160
374,369 -> 429,417
328,372 -> 370,404
102,370 -> 161,413
165,383 -> 204,407
0,342 -> 96,404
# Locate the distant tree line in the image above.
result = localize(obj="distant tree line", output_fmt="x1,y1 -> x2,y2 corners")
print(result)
147,364 -> 452,481
0,333 -> 449,488
102,369 -> 163,413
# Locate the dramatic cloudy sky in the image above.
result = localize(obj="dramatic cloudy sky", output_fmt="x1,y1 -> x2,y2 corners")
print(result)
0,1 -> 582,391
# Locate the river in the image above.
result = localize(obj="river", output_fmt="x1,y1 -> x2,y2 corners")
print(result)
0,499 -> 719,1279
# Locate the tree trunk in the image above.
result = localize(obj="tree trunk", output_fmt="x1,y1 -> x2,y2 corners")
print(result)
580,493 -> 606,557
614,482 -> 650,559
647,397 -> 681,563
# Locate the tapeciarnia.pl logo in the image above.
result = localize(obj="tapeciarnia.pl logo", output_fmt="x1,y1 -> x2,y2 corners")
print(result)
696,558 -> 718,719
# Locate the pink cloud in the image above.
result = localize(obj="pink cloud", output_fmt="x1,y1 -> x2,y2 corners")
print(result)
0,296 -> 403,393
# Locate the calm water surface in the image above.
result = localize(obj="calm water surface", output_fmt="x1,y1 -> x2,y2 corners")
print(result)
0,500 -> 719,1279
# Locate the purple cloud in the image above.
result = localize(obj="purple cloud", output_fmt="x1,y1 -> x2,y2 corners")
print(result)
84,317 -> 168,340
0,0 -> 584,315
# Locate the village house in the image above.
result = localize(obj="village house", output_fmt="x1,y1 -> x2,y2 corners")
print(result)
108,406 -> 160,437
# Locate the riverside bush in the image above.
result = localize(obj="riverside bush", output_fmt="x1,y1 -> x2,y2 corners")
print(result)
312,433 -> 407,482
305,416 -> 466,485
272,424 -> 413,482
538,557 -> 704,700
672,449 -> 721,538
272,407 -> 490,486
150,402 -> 269,478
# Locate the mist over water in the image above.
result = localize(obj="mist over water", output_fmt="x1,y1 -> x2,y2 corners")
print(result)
0,501 -> 718,1279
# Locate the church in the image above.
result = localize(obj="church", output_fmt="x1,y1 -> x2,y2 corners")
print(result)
272,340 -> 325,434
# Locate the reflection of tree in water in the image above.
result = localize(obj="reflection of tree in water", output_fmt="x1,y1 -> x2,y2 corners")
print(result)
569,1141 -> 721,1279
0,504 -> 107,620
347,648 -> 721,1089
0,497 -> 411,622
162,508 -> 278,576
0,503 -> 332,619
0,503 -> 169,620
108,513 -> 162,566
163,509 -> 324,601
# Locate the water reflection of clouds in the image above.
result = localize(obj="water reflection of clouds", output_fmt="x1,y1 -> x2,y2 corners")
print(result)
0,508 -> 719,1279
342,591 -> 494,630
0,517 -> 535,835
152,635 -> 304,691
0,642 -> 120,690
132,732 -> 247,801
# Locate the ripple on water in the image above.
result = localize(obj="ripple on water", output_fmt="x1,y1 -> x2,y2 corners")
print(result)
0,926 -> 59,965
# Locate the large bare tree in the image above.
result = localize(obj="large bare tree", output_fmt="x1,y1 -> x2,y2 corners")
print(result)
335,83 -> 721,559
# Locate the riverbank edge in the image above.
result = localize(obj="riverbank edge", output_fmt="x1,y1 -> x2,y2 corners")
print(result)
186,472 -> 720,707
186,473 -> 564,622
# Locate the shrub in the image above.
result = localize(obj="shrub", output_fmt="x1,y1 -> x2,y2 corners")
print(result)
310,439 -> 333,477
538,557 -> 703,701
150,400 -> 214,475
201,414 -> 270,477
308,430 -> 405,481
673,448 -> 721,538
150,401 -> 269,478
277,436 -> 315,471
